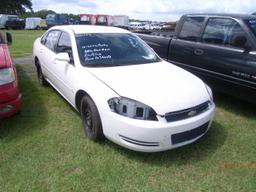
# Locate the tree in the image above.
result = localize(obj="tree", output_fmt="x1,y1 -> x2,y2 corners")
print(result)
33,10 -> 56,19
0,0 -> 32,15
63,13 -> 80,21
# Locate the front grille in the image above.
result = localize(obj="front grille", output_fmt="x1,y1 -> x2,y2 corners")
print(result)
171,122 -> 209,145
165,101 -> 210,122
119,135 -> 160,147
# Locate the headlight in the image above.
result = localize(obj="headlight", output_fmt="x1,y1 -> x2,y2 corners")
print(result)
205,84 -> 213,101
0,68 -> 15,86
108,97 -> 158,121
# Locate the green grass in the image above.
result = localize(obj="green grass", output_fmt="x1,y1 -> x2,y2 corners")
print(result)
3,30 -> 44,58
0,30 -> 256,191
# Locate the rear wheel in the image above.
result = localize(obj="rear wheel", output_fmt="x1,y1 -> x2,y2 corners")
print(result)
80,95 -> 104,141
35,60 -> 48,86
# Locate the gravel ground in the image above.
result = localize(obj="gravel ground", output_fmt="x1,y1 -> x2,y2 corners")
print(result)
14,57 -> 33,64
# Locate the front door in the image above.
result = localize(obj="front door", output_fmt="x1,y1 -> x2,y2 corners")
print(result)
194,17 -> 256,89
54,31 -> 76,103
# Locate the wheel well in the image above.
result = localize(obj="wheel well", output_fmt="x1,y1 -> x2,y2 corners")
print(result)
75,90 -> 89,112
34,57 -> 39,67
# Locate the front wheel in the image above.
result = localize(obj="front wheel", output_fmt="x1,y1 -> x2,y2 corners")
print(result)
80,95 -> 104,141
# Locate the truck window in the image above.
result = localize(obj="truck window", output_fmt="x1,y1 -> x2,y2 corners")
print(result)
202,18 -> 247,48
178,17 -> 204,41
244,19 -> 256,37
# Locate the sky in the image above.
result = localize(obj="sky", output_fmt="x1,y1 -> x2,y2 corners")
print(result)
31,0 -> 256,21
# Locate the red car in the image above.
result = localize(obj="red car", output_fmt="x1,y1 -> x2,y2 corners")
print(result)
0,32 -> 21,118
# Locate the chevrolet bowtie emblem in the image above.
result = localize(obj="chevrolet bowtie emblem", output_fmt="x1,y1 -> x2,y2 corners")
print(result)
188,110 -> 197,117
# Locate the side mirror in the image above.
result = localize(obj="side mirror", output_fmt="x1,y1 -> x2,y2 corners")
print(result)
6,32 -> 12,44
55,52 -> 70,63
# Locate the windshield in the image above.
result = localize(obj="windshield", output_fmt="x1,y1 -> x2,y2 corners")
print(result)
76,33 -> 161,67
244,19 -> 256,37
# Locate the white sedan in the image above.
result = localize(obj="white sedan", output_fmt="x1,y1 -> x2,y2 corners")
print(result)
33,25 -> 215,152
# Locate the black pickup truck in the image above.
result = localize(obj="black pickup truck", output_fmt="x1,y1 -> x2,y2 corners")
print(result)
138,14 -> 256,103
5,19 -> 25,30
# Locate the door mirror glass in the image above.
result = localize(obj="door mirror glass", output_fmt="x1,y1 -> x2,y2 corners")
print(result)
55,52 -> 70,63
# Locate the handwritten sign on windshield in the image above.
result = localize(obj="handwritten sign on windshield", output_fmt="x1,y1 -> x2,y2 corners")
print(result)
82,43 -> 112,61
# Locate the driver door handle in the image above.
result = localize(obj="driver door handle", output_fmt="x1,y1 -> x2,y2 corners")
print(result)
194,49 -> 204,56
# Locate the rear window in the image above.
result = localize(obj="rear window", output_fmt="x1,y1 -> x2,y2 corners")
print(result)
178,17 -> 205,41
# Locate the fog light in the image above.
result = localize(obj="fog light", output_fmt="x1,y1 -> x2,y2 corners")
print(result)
0,105 -> 14,113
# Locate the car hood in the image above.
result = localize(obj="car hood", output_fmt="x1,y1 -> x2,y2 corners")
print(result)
87,61 -> 210,115
0,45 -> 11,68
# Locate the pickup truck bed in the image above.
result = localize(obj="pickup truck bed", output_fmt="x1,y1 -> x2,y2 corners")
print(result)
139,34 -> 171,59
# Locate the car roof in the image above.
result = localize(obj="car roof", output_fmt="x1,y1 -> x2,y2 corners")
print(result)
184,13 -> 256,20
51,25 -> 131,34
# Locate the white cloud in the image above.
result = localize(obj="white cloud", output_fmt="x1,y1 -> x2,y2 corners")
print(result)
32,0 -> 256,21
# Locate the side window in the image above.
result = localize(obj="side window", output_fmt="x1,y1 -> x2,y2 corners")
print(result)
56,32 -> 73,63
178,17 -> 205,41
202,18 -> 248,48
44,30 -> 61,52
56,32 -> 72,53
40,33 -> 48,45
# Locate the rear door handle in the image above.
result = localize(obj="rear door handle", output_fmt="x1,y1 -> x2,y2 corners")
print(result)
194,49 -> 204,56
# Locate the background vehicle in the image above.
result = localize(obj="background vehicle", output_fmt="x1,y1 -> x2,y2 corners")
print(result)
25,17 -> 43,29
80,14 -> 96,25
161,22 -> 177,31
150,23 -> 162,30
0,32 -> 21,118
0,14 -> 18,29
113,15 -> 130,29
33,25 -> 215,152
46,14 -> 68,28
39,19 -> 48,29
79,14 -> 129,28
138,14 -> 256,103
129,22 -> 145,30
5,19 -> 25,30
95,15 -> 108,25
5,19 -> 25,29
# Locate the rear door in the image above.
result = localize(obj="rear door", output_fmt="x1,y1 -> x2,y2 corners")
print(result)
40,30 -> 61,86
194,17 -> 256,89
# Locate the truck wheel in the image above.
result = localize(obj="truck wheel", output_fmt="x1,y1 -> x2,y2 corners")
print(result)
35,60 -> 48,86
80,95 -> 104,141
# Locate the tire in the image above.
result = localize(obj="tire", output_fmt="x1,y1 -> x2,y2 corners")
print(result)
35,60 -> 48,86
80,95 -> 104,141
